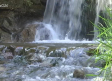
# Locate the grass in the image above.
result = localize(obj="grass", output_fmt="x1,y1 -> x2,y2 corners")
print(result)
94,9 -> 112,80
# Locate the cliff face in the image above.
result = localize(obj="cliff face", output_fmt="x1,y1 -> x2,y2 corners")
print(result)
0,0 -> 47,42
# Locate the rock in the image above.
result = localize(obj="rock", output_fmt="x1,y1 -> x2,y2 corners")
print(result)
3,52 -> 13,59
68,47 -> 103,67
14,47 -> 24,55
6,45 -> 15,55
73,69 -> 85,79
26,47 -> 37,53
0,54 -> 6,64
0,30 -> 12,42
69,48 -> 92,66
48,50 -> 66,57
29,53 -> 45,62
40,0 -> 47,6
0,45 -> 5,53
90,58 -> 106,67
20,23 -> 38,42
73,67 -> 100,79
0,0 -> 46,42
0,60 -> 5,64
82,67 -> 100,79
0,66 -> 6,72
70,48 -> 89,58
40,57 -> 64,67
13,56 -> 28,65
78,56 -> 90,67
39,58 -> 52,67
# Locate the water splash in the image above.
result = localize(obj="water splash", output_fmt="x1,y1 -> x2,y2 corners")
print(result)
35,0 -> 83,41
35,23 -> 58,41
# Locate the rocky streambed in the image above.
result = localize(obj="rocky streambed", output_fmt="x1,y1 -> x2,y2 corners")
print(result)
0,43 -> 104,81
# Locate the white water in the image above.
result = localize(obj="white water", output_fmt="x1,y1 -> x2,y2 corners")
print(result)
0,44 -> 105,81
35,0 -> 112,42
35,23 -> 58,41
25,1 -> 112,81
94,0 -> 112,39
35,0 -> 84,41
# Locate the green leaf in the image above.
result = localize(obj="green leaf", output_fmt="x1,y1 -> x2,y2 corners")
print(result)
86,74 -> 97,77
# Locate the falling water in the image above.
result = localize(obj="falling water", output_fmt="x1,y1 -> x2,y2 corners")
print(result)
94,0 -> 112,39
35,0 -> 83,41
35,0 -> 112,41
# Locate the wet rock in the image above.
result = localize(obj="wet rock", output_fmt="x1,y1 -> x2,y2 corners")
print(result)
48,50 -> 66,57
78,56 -> 90,67
39,58 -> 52,67
73,69 -> 85,79
0,30 -> 12,42
29,53 -> 45,62
0,66 -> 6,72
70,48 -> 89,58
0,60 -> 5,64
0,0 -> 46,43
69,48 -> 91,66
49,57 -> 64,66
0,54 -> 6,64
20,24 -> 38,42
14,47 -> 24,55
69,48 -> 101,67
13,56 -> 28,65
26,47 -> 37,53
82,67 -> 100,78
90,58 -> 106,68
3,52 -> 13,59
40,57 -> 64,67
0,45 -> 5,53
73,67 -> 100,79
6,45 -> 15,55
78,56 -> 106,68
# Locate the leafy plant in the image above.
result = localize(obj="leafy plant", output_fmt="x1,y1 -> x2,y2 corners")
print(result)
94,9 -> 112,80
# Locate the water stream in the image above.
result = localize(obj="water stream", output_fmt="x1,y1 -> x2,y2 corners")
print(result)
31,0 -> 112,81
1,0 -> 112,81
0,44 -> 103,81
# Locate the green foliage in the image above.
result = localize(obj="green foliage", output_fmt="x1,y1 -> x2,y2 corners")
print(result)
86,74 -> 97,77
94,9 -> 112,80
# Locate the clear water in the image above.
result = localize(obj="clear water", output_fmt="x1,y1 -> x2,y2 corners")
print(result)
0,44 -> 103,81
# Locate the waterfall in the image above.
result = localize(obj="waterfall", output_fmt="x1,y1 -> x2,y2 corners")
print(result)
94,0 -> 112,39
35,0 -> 112,41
